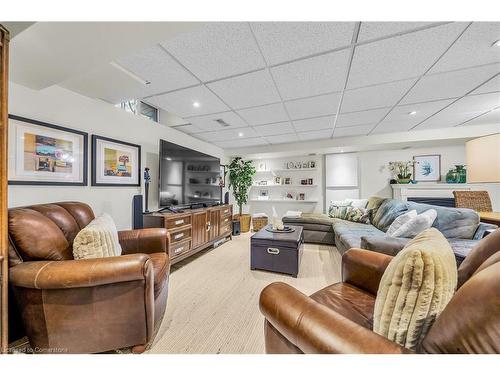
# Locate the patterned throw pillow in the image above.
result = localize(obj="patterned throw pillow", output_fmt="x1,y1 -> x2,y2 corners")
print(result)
328,201 -> 352,219
344,206 -> 371,224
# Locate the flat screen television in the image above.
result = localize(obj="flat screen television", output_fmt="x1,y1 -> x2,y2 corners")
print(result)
159,139 -> 222,208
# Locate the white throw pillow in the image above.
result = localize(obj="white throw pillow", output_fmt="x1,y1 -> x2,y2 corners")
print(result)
348,198 -> 369,209
73,213 -> 122,259
390,209 -> 438,238
386,210 -> 418,236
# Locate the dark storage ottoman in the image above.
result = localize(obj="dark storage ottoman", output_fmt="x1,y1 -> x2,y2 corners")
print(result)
250,225 -> 304,278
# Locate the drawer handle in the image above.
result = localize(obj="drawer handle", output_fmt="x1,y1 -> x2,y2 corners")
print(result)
224,210 -> 229,214
174,233 -> 184,240
174,246 -> 185,254
224,218 -> 229,222
267,247 -> 280,255
175,219 -> 184,225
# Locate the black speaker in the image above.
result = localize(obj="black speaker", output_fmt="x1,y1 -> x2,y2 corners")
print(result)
232,220 -> 240,236
224,191 -> 229,204
132,195 -> 144,229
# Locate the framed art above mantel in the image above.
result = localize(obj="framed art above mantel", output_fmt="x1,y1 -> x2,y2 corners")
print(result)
91,134 -> 141,187
8,114 -> 88,186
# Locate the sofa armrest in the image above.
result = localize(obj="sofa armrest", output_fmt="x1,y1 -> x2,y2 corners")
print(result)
259,282 -> 411,354
119,228 -> 169,255
473,222 -> 498,240
342,248 -> 393,295
9,254 -> 153,289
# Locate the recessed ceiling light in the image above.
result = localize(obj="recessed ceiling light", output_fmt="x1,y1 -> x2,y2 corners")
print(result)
193,101 -> 200,108
238,132 -> 244,137
409,111 -> 417,116
491,39 -> 500,47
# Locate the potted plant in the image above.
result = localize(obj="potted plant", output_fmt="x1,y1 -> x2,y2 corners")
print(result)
388,161 -> 416,184
227,157 -> 256,232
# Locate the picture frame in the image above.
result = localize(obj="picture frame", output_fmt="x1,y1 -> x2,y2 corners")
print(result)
298,193 -> 305,201
413,154 -> 441,182
258,189 -> 269,200
284,191 -> 295,200
274,176 -> 282,185
310,161 -> 316,169
284,177 -> 292,185
8,114 -> 88,186
92,135 -> 141,186
258,161 -> 266,171
308,178 -> 313,185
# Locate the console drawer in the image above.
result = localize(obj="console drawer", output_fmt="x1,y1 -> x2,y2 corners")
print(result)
220,215 -> 231,226
170,227 -> 191,243
166,215 -> 191,230
170,239 -> 191,258
220,207 -> 232,218
220,223 -> 232,236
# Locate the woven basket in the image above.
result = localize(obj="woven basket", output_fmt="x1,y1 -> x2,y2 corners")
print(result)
252,216 -> 268,232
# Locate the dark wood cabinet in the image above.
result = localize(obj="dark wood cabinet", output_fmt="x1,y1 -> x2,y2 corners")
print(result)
143,205 -> 232,264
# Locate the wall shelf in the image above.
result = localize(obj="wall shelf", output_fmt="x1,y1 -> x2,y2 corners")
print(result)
249,199 -> 318,203
251,184 -> 318,188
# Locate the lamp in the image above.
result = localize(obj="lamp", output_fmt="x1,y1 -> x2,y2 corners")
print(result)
466,133 -> 500,183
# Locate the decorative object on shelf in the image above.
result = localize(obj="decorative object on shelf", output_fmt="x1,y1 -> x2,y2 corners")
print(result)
300,179 -> 307,185
255,180 -> 268,186
284,177 -> 292,185
274,176 -> 282,185
91,135 -> 141,186
308,178 -> 313,185
228,156 -> 256,233
257,161 -> 267,171
302,161 -> 309,168
298,193 -> 305,201
446,168 -> 459,183
144,167 -> 151,213
219,164 -> 226,187
294,162 -> 302,169
455,165 -> 467,183
388,160 -> 416,184
285,160 -> 316,170
413,154 -> 441,182
284,191 -> 295,200
258,189 -> 269,200
286,161 -> 294,169
271,206 -> 284,230
310,161 -> 316,168
8,115 -> 88,186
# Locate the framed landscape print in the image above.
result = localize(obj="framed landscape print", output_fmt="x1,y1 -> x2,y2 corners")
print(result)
8,115 -> 88,185
413,154 -> 441,182
92,135 -> 141,186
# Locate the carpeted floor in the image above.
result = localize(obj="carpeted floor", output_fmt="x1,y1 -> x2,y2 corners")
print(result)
147,232 -> 341,354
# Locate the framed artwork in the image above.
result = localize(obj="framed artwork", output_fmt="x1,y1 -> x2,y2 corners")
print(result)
258,189 -> 269,200
284,177 -> 292,185
310,161 -> 316,168
298,193 -> 305,201
92,135 -> 141,186
413,154 -> 441,182
257,161 -> 266,171
219,165 -> 226,187
274,176 -> 282,185
8,115 -> 88,186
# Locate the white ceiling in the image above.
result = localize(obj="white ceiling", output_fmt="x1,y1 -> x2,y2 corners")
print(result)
9,21 -> 500,149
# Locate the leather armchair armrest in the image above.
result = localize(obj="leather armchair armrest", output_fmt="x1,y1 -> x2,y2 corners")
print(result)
9,254 -> 153,289
342,248 -> 393,296
118,228 -> 169,255
260,282 -> 411,354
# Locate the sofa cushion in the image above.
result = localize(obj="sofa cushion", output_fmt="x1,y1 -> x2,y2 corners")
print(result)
282,213 -> 335,232
373,228 -> 457,350
366,197 -> 387,222
333,220 -> 385,254
386,210 -> 417,237
310,283 -> 376,329
406,201 -> 479,239
372,199 -> 410,232
389,209 -> 437,238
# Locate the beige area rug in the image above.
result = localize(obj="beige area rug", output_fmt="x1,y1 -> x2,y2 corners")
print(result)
147,232 -> 341,354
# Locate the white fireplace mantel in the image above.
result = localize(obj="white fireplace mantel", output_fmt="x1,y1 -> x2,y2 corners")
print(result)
391,183 -> 485,200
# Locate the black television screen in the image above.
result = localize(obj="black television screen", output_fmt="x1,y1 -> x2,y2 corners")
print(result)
159,139 -> 222,208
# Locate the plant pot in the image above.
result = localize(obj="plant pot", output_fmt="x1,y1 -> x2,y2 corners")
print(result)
234,214 -> 251,233
397,178 -> 411,184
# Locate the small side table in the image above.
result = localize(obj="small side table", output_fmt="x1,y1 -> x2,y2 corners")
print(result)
479,212 -> 500,226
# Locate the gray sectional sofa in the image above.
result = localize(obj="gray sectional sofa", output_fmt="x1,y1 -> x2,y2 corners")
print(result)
282,196 -> 496,264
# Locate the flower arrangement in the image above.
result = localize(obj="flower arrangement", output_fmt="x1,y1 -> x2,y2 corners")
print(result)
388,161 -> 417,183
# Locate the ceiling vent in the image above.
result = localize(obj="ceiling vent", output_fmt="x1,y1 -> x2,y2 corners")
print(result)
215,119 -> 230,127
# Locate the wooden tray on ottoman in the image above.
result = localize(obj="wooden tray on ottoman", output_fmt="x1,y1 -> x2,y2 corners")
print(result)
250,224 -> 304,278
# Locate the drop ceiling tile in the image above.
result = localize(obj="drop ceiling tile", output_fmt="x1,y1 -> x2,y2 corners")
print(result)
146,85 -> 229,117
264,133 -> 300,144
375,98 -> 455,132
459,107 -> 500,126
271,49 -> 350,100
429,22 -> 500,74
236,103 -> 288,125
298,129 -> 333,141
188,111 -> 248,131
254,122 -> 295,136
342,79 -> 416,112
285,92 -> 341,120
215,137 -> 269,149
250,22 -> 355,65
401,64 -> 500,104
348,23 -> 468,88
293,116 -> 333,132
358,22 -> 440,41
161,23 -> 265,81
417,92 -> 500,129
116,45 -> 199,97
333,124 -> 374,137
470,73 -> 500,95
336,108 -> 389,127
207,70 -> 281,109
195,126 -> 258,142
172,124 -> 204,134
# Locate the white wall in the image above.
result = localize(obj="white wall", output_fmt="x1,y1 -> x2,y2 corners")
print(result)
8,83 -> 224,229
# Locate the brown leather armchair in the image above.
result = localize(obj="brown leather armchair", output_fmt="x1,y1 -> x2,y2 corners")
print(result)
8,202 -> 170,354
260,229 -> 500,354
